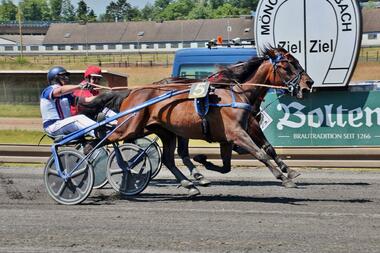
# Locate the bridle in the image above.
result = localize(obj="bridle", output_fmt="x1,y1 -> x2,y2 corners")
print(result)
269,53 -> 304,97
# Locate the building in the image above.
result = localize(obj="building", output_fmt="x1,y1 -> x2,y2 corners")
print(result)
0,17 -> 255,55
361,8 -> 380,47
0,8 -> 379,55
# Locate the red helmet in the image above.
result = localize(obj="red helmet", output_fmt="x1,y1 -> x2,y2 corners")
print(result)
84,66 -> 102,79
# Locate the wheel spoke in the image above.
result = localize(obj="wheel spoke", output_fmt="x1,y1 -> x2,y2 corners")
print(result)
76,187 -> 85,196
52,181 -> 66,197
71,166 -> 88,178
47,168 -> 59,176
109,167 -> 123,175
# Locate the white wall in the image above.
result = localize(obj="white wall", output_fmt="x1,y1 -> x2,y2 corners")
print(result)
361,32 -> 380,47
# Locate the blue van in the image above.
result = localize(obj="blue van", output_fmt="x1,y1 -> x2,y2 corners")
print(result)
172,47 -> 257,79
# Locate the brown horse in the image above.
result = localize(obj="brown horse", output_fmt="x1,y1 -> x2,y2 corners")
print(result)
106,47 -> 313,196
153,64 -> 297,185
174,57 -> 303,186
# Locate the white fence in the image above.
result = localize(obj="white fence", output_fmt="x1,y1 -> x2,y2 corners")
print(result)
0,42 -> 210,55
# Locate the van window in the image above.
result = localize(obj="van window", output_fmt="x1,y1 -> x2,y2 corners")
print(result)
179,64 -> 221,79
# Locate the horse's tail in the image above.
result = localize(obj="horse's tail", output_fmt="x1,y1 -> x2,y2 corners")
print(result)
78,90 -> 130,114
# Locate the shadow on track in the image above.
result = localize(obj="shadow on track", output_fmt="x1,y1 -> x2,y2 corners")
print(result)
149,179 -> 371,187
87,193 -> 372,206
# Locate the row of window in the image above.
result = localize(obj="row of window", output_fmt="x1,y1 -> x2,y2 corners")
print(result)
368,33 -> 378,40
1,42 -> 205,52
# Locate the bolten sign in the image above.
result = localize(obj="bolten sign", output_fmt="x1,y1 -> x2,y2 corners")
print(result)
255,0 -> 362,88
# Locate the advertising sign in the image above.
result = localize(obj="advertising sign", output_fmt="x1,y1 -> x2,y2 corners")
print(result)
255,0 -> 362,88
262,90 -> 380,146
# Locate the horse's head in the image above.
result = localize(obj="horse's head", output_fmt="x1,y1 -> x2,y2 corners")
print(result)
263,47 -> 314,99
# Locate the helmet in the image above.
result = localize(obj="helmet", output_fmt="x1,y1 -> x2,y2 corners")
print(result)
84,66 -> 102,79
47,66 -> 69,84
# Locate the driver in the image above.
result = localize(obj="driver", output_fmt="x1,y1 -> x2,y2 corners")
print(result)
40,66 -> 97,138
71,65 -> 117,123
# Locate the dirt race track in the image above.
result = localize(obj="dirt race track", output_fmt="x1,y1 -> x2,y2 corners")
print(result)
0,165 -> 379,253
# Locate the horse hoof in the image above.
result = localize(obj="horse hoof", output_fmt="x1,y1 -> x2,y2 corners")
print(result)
280,165 -> 289,173
180,180 -> 194,189
220,169 -> 231,174
198,178 -> 211,187
193,154 -> 207,164
192,173 -> 211,187
287,170 -> 301,179
188,187 -> 201,197
282,179 -> 297,188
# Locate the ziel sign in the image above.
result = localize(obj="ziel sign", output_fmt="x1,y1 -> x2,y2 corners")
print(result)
255,0 -> 362,87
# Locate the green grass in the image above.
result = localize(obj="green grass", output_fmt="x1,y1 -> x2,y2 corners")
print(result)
0,53 -> 175,70
0,130 -> 51,144
0,104 -> 40,117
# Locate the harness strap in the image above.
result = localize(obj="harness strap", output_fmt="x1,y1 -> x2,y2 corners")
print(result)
209,86 -> 253,112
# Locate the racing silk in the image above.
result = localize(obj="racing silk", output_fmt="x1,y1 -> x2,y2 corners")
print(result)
40,84 -> 75,129
70,81 -> 99,116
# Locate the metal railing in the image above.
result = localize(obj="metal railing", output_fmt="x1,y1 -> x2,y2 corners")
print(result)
1,144 -> 380,168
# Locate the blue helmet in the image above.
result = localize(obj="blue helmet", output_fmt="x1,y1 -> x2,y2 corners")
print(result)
47,66 -> 69,84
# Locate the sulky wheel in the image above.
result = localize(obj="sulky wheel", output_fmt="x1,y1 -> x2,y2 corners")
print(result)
107,143 -> 152,196
43,147 -> 94,205
132,136 -> 162,179
76,145 -> 109,189
88,147 -> 109,189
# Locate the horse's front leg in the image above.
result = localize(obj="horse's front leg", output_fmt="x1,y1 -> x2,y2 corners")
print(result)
193,142 -> 232,174
248,116 -> 300,180
177,136 -> 211,186
262,142 -> 300,179
231,129 -> 297,188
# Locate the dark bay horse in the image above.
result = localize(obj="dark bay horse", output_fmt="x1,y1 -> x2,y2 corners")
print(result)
105,47 -> 313,196
172,57 -> 303,186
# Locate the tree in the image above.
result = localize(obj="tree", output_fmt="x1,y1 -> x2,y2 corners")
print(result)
19,0 -> 51,21
212,3 -> 244,18
76,0 -> 96,22
87,9 -> 97,22
104,1 -> 118,21
127,7 -> 141,21
104,0 -> 142,22
227,0 -> 259,10
154,0 -> 172,10
207,0 -> 225,9
76,0 -> 88,21
49,0 -> 61,21
156,0 -> 195,20
364,0 -> 378,9
61,0 -> 75,21
187,4 -> 213,19
0,0 -> 17,21
140,3 -> 155,21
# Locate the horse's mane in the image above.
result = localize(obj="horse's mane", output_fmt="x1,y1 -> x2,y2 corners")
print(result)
216,46 -> 284,83
216,56 -> 265,83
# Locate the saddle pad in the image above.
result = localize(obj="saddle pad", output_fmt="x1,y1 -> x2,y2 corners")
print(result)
189,82 -> 210,99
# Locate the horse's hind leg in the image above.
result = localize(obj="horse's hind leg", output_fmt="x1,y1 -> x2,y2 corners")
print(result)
156,129 -> 200,197
193,142 -> 232,174
177,136 -> 211,186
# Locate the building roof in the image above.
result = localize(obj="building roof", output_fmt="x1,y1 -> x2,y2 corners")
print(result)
0,35 -> 45,45
362,8 -> 380,33
43,17 -> 254,45
44,22 -> 127,44
0,22 -> 49,35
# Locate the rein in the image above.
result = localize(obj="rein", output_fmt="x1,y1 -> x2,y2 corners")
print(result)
255,93 -> 285,118
91,81 -> 288,91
